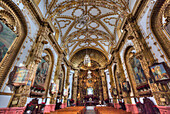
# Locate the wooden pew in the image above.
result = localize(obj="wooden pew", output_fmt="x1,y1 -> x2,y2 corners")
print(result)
50,106 -> 85,114
96,106 -> 131,114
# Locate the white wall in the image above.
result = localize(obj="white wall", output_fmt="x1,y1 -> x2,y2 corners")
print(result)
0,95 -> 11,108
129,0 -> 137,12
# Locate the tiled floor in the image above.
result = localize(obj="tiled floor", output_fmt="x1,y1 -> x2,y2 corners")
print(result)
85,106 -> 96,114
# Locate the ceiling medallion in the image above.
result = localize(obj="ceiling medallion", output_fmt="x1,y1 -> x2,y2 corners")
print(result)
76,14 -> 90,27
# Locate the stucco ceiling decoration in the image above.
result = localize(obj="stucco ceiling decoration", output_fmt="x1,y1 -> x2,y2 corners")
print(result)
46,0 -> 130,56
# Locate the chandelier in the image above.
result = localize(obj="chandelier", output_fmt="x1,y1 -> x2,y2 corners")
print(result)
84,52 -> 91,67
76,14 -> 90,27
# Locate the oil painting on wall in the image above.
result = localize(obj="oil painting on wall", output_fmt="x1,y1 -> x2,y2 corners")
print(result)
150,62 -> 169,81
0,21 -> 17,62
34,55 -> 49,89
129,56 -> 147,85
8,66 -> 29,87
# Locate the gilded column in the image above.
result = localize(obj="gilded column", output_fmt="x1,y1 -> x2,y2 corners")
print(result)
65,67 -> 71,88
54,54 -> 63,82
114,52 -> 124,97
108,66 -> 117,103
101,70 -> 108,100
72,70 -> 79,104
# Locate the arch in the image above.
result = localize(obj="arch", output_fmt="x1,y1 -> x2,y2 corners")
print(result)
69,47 -> 109,61
150,0 -> 170,59
0,0 -> 27,89
70,48 -> 108,68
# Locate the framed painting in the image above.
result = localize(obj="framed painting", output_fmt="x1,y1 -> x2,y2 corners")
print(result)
150,62 -> 169,81
129,55 -> 147,86
0,21 -> 17,63
8,66 -> 29,86
122,81 -> 131,92
34,55 -> 49,88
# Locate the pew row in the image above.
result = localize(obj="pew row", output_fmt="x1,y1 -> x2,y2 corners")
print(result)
50,106 -> 85,114
95,106 -> 131,114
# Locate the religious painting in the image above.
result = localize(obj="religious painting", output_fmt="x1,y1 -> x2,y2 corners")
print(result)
0,21 -> 17,62
8,66 -> 29,86
34,55 -> 49,89
150,62 -> 169,81
129,56 -> 147,85
122,81 -> 130,92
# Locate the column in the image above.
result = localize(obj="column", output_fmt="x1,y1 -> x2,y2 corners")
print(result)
108,66 -> 117,103
101,70 -> 108,100
72,70 -> 79,104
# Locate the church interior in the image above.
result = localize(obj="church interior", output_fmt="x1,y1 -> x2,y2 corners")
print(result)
0,0 -> 170,114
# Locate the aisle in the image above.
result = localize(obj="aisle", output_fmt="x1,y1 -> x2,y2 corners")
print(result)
85,106 -> 96,114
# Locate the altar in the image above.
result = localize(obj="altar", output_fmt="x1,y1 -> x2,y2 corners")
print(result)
83,95 -> 99,106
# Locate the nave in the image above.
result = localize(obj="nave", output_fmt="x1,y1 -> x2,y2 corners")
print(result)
0,0 -> 169,114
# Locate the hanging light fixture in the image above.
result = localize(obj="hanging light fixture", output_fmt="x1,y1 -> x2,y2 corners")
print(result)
84,50 -> 91,67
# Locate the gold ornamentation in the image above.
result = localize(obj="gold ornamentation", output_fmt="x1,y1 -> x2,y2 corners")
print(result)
104,17 -> 117,26
58,20 -> 71,29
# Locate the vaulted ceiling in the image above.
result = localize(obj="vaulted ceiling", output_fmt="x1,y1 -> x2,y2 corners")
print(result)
45,0 -> 130,57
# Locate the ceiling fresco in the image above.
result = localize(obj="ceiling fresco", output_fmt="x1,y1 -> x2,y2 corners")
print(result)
45,0 -> 130,57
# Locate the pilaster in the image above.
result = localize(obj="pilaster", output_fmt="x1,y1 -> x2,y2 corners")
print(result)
101,70 -> 108,100
72,70 -> 79,104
